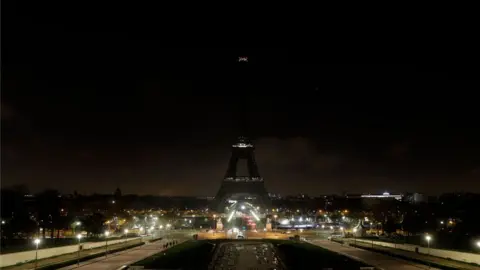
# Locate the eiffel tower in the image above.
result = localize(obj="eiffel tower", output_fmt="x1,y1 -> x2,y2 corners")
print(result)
211,54 -> 271,211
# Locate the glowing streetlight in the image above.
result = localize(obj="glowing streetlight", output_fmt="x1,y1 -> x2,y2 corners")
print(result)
241,205 -> 246,210
73,221 -> 81,235
76,234 -> 82,266
477,240 -> 480,248
104,231 -> 110,257
34,239 -> 41,269
425,235 -> 432,254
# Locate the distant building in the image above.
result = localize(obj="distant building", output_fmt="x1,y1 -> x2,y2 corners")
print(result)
297,193 -> 309,199
268,193 -> 282,199
114,188 -> 122,198
361,192 -> 403,201
404,193 -> 426,204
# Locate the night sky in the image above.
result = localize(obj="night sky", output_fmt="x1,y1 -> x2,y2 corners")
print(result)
2,4 -> 480,196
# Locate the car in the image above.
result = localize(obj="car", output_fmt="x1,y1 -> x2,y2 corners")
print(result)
237,235 -> 245,239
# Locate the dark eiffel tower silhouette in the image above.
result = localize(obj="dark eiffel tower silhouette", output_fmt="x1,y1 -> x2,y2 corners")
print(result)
211,55 -> 270,211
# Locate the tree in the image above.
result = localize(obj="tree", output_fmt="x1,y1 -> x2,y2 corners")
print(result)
1,185 -> 32,244
54,215 -> 72,239
10,216 -> 38,239
36,189 -> 61,239
384,217 -> 397,235
1,185 -> 30,219
402,213 -> 423,237
83,213 -> 106,237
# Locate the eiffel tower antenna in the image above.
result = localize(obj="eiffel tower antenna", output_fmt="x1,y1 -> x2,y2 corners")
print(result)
235,55 -> 251,138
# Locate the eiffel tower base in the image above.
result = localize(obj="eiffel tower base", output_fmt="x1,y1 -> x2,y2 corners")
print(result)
211,181 -> 270,212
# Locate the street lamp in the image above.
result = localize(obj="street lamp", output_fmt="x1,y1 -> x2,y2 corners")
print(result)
273,215 -> 278,231
76,234 -> 82,266
425,235 -> 432,254
73,221 -> 81,235
104,231 -> 110,257
34,238 -> 41,269
477,240 -> 480,249
425,235 -> 432,268
353,228 -> 357,246
166,224 -> 171,240
124,229 -> 129,238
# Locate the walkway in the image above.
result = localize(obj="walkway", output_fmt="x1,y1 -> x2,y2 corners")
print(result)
58,239 -> 172,270
309,239 -> 440,270
59,232 -> 191,270
352,240 -> 480,270
3,239 -> 141,270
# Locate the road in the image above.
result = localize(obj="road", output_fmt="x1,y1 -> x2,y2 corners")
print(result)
309,239 -> 440,270
58,231 -> 194,270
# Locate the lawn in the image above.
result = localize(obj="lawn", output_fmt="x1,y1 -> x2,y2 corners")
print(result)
267,239 -> 370,270
131,240 -> 215,270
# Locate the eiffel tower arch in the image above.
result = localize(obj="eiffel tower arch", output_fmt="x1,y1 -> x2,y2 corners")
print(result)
211,137 -> 270,212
